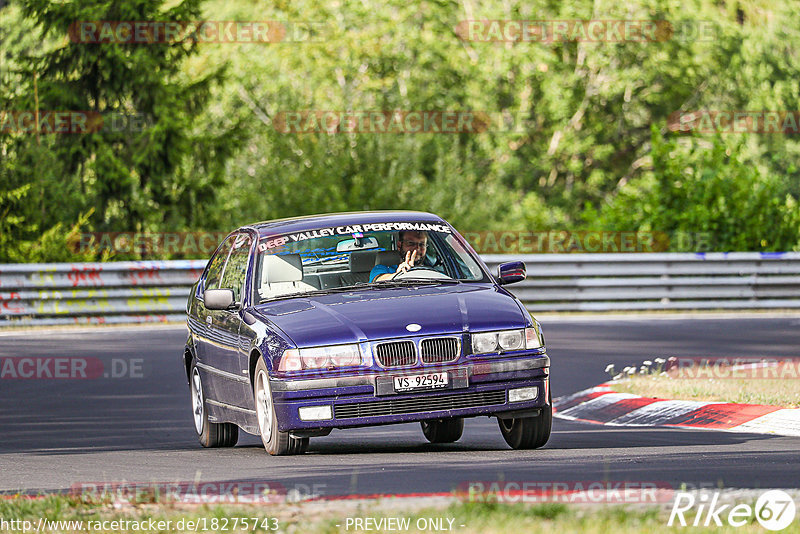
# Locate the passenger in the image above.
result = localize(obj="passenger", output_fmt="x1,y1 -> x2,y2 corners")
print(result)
370,230 -> 437,282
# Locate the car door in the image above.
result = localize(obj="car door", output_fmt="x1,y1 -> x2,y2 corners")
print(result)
214,232 -> 255,408
195,234 -> 235,403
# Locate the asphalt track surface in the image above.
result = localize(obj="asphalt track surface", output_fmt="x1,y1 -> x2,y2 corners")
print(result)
1,316 -> 799,496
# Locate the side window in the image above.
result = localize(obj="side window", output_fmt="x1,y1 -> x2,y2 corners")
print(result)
219,233 -> 252,303
443,233 -> 484,280
204,236 -> 235,291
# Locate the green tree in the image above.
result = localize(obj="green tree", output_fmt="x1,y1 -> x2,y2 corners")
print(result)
0,0 -> 242,261
587,126 -> 800,251
3,0 -> 799,260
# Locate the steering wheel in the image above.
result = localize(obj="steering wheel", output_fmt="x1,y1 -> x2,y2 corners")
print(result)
393,266 -> 453,280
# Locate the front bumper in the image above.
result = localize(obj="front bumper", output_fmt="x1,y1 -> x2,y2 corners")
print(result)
269,354 -> 550,431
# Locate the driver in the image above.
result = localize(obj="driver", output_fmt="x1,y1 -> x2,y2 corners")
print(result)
370,230 -> 434,282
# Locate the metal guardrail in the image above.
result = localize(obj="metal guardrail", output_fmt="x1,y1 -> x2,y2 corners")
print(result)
482,252 -> 800,311
1,253 -> 799,326
0,260 -> 206,326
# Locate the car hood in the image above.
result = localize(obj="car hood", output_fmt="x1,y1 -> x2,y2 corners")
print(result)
251,284 -> 528,347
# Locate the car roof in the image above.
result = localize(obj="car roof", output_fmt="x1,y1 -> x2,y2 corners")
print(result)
244,210 -> 448,238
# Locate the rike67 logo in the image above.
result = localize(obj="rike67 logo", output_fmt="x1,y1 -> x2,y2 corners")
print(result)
669,490 -> 797,531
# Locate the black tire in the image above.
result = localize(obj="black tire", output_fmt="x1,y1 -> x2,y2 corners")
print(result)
253,358 -> 305,455
289,436 -> 310,454
497,390 -> 552,450
216,421 -> 239,447
421,418 -> 464,443
190,361 -> 239,448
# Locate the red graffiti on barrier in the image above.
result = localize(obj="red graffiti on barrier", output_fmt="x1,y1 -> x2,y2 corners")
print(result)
0,292 -> 24,314
68,266 -> 103,287
125,266 -> 162,286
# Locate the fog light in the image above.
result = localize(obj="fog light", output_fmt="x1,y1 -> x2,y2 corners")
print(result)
298,405 -> 333,421
509,386 -> 538,403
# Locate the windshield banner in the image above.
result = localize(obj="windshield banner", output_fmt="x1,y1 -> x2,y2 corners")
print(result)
258,222 -> 451,251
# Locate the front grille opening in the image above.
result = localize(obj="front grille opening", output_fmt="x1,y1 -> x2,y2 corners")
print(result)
421,337 -> 460,363
375,340 -> 416,367
334,390 -> 506,419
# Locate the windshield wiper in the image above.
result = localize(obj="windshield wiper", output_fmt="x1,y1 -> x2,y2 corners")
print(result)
370,278 -> 461,287
258,284 -> 380,303
259,279 -> 466,303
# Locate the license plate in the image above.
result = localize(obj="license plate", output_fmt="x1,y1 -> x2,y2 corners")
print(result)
393,372 -> 449,392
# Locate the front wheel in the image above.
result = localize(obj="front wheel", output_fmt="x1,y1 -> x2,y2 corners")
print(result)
497,392 -> 552,450
190,362 -> 238,448
421,418 -> 464,443
254,358 -> 306,455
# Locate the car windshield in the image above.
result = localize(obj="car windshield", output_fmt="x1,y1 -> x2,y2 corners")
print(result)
254,222 -> 488,302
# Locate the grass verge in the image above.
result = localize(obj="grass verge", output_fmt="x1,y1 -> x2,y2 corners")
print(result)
2,494 -> 799,533
609,360 -> 800,407
612,375 -> 800,407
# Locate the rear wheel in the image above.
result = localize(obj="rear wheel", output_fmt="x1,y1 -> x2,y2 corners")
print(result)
497,391 -> 552,450
190,362 -> 238,447
421,418 -> 464,443
254,358 -> 306,455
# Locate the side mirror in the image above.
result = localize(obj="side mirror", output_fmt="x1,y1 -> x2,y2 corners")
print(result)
204,288 -> 236,310
497,261 -> 526,285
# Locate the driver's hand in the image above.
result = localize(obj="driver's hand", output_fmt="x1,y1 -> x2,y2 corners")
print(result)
395,250 -> 417,275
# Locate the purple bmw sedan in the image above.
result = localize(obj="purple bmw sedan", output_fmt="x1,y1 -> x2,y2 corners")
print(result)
184,211 -> 550,455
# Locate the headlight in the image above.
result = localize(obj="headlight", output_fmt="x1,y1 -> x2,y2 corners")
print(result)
472,332 -> 498,353
498,330 -> 524,351
472,327 -> 543,355
278,344 -> 364,371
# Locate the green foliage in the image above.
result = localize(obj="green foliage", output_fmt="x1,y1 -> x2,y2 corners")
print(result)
202,0 -> 799,248
586,126 -> 800,251
1,0 -> 799,261
0,0 -> 242,261
0,183 -> 33,261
